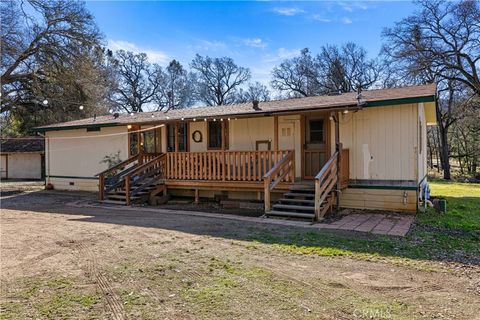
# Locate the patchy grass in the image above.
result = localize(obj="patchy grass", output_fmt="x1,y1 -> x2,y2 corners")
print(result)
251,181 -> 480,267
0,276 -> 101,320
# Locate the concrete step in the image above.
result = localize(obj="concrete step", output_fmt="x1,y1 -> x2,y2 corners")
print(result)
107,194 -> 140,201
266,210 -> 314,219
272,204 -> 314,212
100,199 -> 126,205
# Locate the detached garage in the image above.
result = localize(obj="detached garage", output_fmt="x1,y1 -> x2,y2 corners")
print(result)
0,137 -> 45,180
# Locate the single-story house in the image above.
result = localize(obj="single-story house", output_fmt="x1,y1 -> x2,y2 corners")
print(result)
0,137 -> 45,180
35,83 -> 437,220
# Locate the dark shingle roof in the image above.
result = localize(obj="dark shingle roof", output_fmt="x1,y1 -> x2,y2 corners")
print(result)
1,137 -> 45,153
36,83 -> 436,131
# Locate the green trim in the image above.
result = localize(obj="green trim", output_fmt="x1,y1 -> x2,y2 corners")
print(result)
365,96 -> 435,108
35,123 -> 121,133
47,175 -> 98,180
348,184 -> 418,190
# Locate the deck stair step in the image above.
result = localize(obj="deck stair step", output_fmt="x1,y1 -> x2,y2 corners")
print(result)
279,198 -> 315,204
284,192 -> 315,198
272,204 -> 314,212
266,210 -> 315,219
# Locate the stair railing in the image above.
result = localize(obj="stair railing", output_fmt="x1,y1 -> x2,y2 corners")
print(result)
122,154 -> 166,205
314,151 -> 339,220
97,153 -> 161,201
98,154 -> 141,200
263,150 -> 295,211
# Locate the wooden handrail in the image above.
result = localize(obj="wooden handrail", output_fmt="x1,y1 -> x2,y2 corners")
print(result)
96,154 -> 139,176
314,151 -> 338,181
263,150 -> 295,211
314,151 -> 339,220
123,154 -> 165,178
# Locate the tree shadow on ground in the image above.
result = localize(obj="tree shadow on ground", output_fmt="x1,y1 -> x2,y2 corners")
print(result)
2,190 -> 479,267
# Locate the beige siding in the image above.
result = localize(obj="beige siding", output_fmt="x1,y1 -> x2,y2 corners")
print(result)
340,188 -> 417,212
228,117 -> 275,150
46,126 -> 129,190
338,104 -> 418,181
0,153 -> 42,179
189,121 -> 208,152
418,103 -> 428,183
0,155 -> 7,178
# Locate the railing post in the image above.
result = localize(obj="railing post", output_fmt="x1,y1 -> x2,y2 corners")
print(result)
314,178 -> 320,220
264,177 -> 271,212
99,174 -> 105,200
336,143 -> 342,210
125,176 -> 131,206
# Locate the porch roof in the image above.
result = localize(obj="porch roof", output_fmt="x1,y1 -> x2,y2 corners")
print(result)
35,83 -> 436,132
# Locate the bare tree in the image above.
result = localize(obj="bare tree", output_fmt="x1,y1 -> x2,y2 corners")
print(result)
382,0 -> 480,96
109,50 -> 159,113
190,54 -> 251,106
1,0 -> 102,114
271,45 -> 379,97
316,43 -> 380,93
154,60 -> 195,111
271,48 -> 319,97
235,82 -> 271,103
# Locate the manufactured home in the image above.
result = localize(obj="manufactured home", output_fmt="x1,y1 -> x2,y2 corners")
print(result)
36,84 -> 437,220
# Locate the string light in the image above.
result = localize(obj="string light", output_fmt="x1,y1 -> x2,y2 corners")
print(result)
42,99 -> 49,105
79,105 -> 84,110
193,118 -> 196,122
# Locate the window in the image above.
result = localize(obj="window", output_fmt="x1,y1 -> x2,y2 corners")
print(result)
208,121 -> 222,149
178,123 -> 187,152
141,130 -> 157,153
167,123 -> 187,152
309,119 -> 324,143
167,125 -> 175,152
130,132 -> 139,155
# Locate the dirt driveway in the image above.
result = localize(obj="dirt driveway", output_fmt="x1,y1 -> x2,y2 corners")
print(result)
1,189 -> 479,319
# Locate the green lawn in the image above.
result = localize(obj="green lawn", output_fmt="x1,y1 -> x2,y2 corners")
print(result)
251,180 -> 480,267
418,180 -> 480,231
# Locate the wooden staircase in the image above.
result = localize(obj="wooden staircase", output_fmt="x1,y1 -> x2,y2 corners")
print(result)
266,150 -> 342,221
98,153 -> 167,205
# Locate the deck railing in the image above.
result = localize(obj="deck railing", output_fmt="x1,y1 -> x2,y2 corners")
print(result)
166,150 -> 293,182
263,150 -> 295,211
314,151 -> 338,220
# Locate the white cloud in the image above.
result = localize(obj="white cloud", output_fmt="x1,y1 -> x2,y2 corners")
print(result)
194,39 -> 226,51
272,7 -> 305,16
341,17 -> 353,24
263,48 -> 301,63
243,38 -> 267,49
338,2 -> 368,12
312,14 -> 331,23
108,39 -> 169,64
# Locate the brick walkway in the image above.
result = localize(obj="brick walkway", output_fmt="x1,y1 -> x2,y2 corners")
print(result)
318,213 -> 414,236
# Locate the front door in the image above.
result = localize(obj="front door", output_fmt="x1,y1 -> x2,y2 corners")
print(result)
303,115 -> 329,179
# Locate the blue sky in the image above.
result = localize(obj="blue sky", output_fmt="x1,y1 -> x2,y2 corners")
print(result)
86,1 -> 417,86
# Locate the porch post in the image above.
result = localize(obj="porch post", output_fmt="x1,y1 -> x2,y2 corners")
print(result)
273,115 -> 278,151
